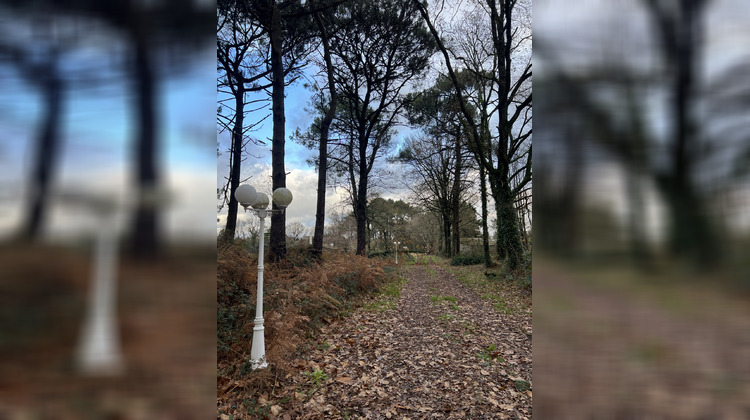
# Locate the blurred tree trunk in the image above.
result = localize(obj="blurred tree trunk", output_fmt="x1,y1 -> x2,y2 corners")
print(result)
643,0 -> 718,266
22,61 -> 63,240
128,33 -> 160,258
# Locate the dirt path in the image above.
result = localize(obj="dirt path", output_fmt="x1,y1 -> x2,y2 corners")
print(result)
533,262 -> 750,419
286,264 -> 532,419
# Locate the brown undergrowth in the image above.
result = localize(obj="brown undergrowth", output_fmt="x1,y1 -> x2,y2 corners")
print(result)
217,243 -> 390,412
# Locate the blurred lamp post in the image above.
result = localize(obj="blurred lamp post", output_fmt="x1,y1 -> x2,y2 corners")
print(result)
394,241 -> 400,264
76,197 -> 123,375
234,184 -> 293,369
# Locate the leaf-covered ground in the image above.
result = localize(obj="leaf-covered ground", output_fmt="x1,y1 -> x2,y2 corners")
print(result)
246,262 -> 532,419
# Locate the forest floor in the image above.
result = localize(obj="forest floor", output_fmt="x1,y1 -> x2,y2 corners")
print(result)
0,243 -> 216,420
222,260 -> 532,419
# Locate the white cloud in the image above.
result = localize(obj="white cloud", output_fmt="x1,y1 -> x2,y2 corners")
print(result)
217,161 -> 351,235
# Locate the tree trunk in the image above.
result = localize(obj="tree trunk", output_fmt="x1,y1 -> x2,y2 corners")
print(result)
223,82 -> 245,243
625,166 -> 650,265
479,164 -> 491,267
668,1 -> 717,267
488,175 -> 504,260
22,70 -> 63,240
496,179 -> 523,271
442,211 -> 452,257
269,2 -> 287,261
355,184 -> 368,255
355,126 -> 370,255
129,35 -> 160,258
312,112 -> 330,259
312,10 -> 337,261
451,132 -> 461,257
661,177 -> 719,267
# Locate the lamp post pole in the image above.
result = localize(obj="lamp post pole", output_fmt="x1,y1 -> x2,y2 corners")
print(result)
250,208 -> 268,369
235,185 -> 292,370
244,200 -> 270,369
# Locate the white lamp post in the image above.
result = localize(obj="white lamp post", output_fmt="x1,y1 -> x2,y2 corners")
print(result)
394,241 -> 400,264
235,184 -> 293,370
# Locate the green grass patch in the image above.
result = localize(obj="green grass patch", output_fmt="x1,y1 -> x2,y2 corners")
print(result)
430,295 -> 457,305
409,254 -> 445,265
437,313 -> 455,322
364,299 -> 395,312
461,320 -> 477,334
241,398 -> 272,418
492,299 -> 513,314
513,379 -> 531,392
363,274 -> 405,313
447,265 -> 530,315
380,279 -> 402,298
478,344 -> 505,365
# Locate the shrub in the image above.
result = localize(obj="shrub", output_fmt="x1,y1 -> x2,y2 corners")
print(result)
367,250 -> 391,259
217,243 -> 389,394
450,254 -> 486,266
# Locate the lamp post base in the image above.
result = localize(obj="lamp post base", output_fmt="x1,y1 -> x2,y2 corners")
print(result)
249,318 -> 268,369
250,358 -> 268,370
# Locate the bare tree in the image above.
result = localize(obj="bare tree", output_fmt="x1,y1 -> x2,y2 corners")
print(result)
413,0 -> 532,270
325,0 -> 436,255
535,0 -> 729,268
310,0 -> 339,260
286,221 -> 308,241
217,0 -> 269,242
